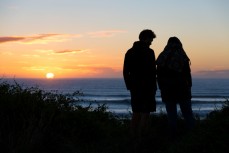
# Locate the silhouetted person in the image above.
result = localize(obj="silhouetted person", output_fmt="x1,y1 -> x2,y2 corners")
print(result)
123,29 -> 157,139
157,37 -> 195,137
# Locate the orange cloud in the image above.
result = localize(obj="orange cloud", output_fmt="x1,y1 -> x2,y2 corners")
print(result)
0,36 -> 24,43
22,66 -> 47,71
88,30 -> 127,38
194,69 -> 229,78
62,65 -> 122,78
55,49 -> 86,54
0,34 -> 81,44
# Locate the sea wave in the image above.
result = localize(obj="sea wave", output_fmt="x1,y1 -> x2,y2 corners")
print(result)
75,98 -> 226,105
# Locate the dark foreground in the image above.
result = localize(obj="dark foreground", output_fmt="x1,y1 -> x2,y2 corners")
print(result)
0,80 -> 229,153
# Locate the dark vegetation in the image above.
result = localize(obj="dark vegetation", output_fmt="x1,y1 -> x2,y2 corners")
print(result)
0,80 -> 229,153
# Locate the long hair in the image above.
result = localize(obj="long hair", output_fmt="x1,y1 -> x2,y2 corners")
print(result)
166,37 -> 183,50
157,36 -> 190,72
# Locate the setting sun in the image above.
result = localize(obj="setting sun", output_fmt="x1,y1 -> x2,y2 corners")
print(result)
46,73 -> 54,79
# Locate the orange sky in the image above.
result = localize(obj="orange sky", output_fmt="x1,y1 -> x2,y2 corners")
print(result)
1,0 -> 229,78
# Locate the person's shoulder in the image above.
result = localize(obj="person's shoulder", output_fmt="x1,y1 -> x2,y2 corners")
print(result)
148,48 -> 155,55
149,48 -> 155,52
125,47 -> 135,55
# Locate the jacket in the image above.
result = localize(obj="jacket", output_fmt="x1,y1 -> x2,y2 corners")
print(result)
123,41 -> 157,91
157,57 -> 192,102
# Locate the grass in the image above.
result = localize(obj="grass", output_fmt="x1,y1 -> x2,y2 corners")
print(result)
0,80 -> 229,153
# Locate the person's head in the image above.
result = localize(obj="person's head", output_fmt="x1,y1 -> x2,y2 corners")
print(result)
167,37 -> 183,49
139,29 -> 156,46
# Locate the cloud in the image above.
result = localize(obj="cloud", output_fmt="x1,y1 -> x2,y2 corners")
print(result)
88,30 -> 127,38
194,69 -> 229,78
0,34 -> 82,44
93,67 -> 121,78
32,49 -> 87,56
55,49 -> 86,54
0,36 -> 24,43
22,54 -> 40,58
22,66 -> 47,71
0,30 -> 126,44
63,65 -> 122,78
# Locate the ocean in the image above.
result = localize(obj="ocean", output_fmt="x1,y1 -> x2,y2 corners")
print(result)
4,78 -> 229,118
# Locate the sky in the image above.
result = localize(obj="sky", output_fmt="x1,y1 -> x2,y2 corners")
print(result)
0,0 -> 229,78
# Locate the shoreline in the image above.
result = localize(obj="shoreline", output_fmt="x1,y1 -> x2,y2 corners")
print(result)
77,100 -> 224,119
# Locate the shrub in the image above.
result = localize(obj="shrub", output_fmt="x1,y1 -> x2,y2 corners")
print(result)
0,80 -> 123,153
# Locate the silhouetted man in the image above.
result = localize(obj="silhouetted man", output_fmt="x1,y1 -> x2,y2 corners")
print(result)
123,29 -> 157,138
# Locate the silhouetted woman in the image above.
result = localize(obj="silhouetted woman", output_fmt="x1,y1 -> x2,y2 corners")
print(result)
157,37 -> 194,136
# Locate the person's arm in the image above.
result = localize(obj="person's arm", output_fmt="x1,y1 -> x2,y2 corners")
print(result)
184,61 -> 192,88
152,51 -> 157,91
123,53 -> 131,90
